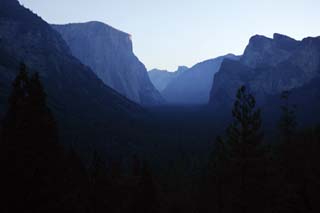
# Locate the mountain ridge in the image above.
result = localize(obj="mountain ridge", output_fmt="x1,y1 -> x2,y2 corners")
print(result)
209,33 -> 320,123
161,54 -> 239,105
0,0 -> 143,151
148,66 -> 188,92
52,22 -> 164,105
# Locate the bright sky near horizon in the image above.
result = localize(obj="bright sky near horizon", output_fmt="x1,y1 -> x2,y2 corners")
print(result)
18,0 -> 320,71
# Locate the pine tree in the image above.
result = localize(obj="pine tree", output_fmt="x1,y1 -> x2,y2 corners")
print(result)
277,91 -> 313,213
209,86 -> 269,213
1,63 -> 30,144
1,63 -> 32,213
0,63 -> 65,212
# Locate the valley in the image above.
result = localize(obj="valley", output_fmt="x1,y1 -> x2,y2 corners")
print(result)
1,0 -> 320,212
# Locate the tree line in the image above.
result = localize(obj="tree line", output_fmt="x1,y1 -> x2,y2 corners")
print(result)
0,63 -> 159,213
200,86 -> 320,213
1,64 -> 320,213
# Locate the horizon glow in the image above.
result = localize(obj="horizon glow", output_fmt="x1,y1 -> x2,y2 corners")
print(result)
18,0 -> 320,71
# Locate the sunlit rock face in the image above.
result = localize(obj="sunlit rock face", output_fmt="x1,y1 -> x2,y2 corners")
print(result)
52,22 -> 164,106
209,33 -> 320,111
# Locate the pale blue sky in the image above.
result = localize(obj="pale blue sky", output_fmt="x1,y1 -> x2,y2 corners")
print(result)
19,0 -> 320,71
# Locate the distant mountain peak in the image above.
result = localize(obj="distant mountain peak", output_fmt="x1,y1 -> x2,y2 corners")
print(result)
248,34 -> 298,49
210,34 -> 320,122
273,33 -> 295,41
224,53 -> 240,60
149,68 -> 167,73
0,0 -> 142,121
176,66 -> 189,73
242,33 -> 300,68
149,66 -> 188,73
161,54 -> 239,105
148,66 -> 188,92
81,21 -> 131,37
52,21 -> 132,43
249,34 -> 271,44
273,33 -> 299,51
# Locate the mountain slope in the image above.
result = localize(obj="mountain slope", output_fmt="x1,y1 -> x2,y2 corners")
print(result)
209,34 -> 320,125
148,66 -> 188,92
0,0 -> 143,150
52,22 -> 163,105
162,54 -> 239,105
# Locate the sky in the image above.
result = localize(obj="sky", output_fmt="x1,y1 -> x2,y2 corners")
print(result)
19,0 -> 320,71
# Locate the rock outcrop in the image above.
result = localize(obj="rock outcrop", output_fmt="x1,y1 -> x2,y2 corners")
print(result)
52,22 -> 163,105
0,0 -> 142,147
209,34 -> 320,113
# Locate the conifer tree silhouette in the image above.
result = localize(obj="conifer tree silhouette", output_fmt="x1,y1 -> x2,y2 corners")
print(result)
1,63 -> 65,212
208,86 -> 269,213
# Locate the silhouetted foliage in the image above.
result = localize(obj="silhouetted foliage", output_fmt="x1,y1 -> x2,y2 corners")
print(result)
0,63 -> 65,212
1,66 -> 320,213
0,64 -> 90,212
204,86 -> 270,213
274,91 -> 320,213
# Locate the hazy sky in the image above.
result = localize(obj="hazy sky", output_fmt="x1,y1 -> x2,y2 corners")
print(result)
19,0 -> 320,71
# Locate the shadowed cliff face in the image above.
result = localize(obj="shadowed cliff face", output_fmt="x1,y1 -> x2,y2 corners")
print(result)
52,22 -> 164,106
210,34 -> 320,110
148,66 -> 188,92
160,54 -> 239,105
0,0 -> 145,150
241,34 -> 300,68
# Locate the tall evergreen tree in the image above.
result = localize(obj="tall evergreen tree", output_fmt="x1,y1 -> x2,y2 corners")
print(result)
277,90 -> 314,213
1,63 -> 29,144
0,63 -> 65,213
208,86 -> 269,213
